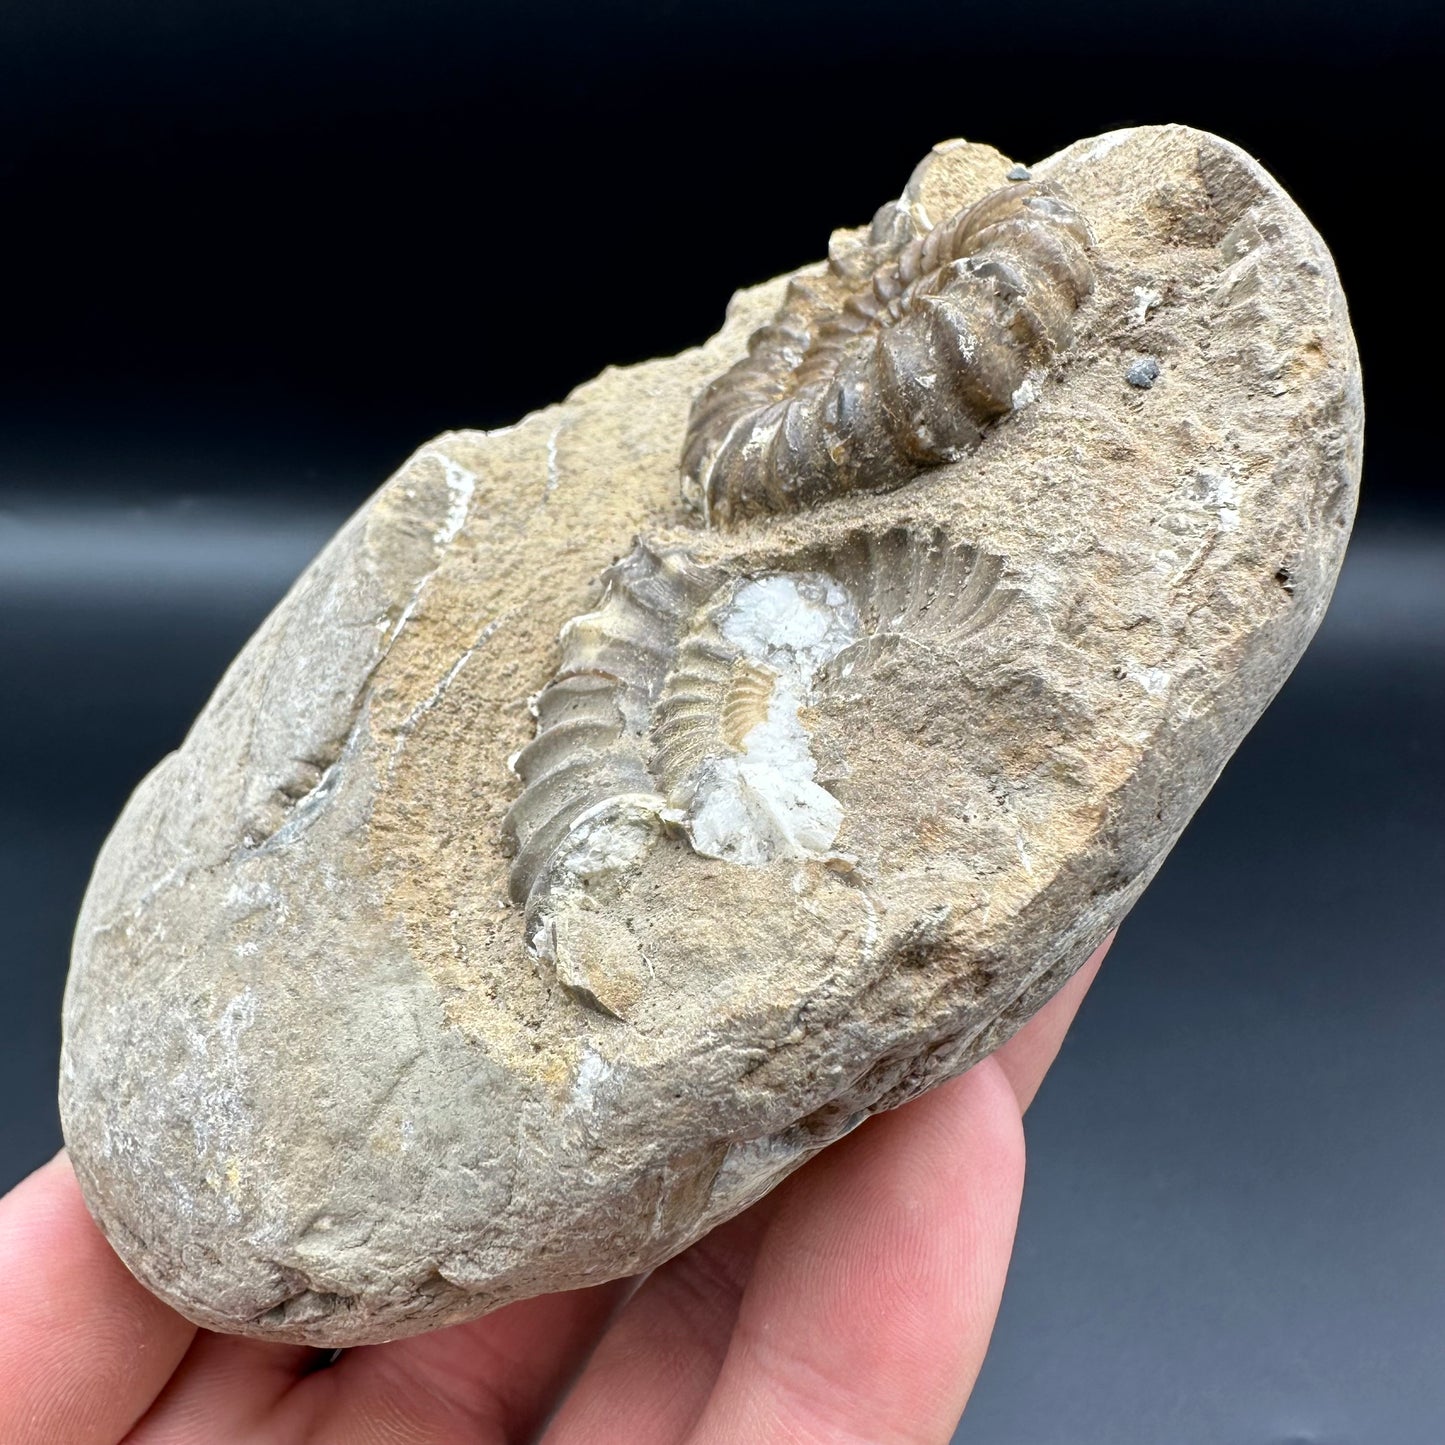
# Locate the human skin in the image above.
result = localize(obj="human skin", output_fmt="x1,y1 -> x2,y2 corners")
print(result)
1,937 -> 1108,1445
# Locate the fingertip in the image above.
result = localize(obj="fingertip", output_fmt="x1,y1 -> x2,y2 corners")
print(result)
933,1054 -> 1028,1206
993,930 -> 1112,1113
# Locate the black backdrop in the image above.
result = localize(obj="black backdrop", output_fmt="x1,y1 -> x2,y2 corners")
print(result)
2,3 -> 1442,1440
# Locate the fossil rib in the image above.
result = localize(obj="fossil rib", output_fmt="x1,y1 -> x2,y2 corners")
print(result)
681,181 -> 1095,526
502,539 -> 719,903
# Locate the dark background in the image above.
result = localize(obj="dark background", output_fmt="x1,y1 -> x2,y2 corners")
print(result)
2,2 -> 1442,1439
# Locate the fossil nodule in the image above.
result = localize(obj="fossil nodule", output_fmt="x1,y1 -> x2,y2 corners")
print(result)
60,126 -> 1363,1345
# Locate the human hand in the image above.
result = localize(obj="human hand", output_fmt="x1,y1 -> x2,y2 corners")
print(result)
0,937 -> 1107,1445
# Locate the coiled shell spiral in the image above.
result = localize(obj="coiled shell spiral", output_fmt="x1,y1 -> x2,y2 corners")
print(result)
681,180 -> 1094,526
503,525 -> 1013,988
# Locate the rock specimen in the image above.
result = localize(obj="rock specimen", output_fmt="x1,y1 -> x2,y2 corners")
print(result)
60,126 -> 1363,1346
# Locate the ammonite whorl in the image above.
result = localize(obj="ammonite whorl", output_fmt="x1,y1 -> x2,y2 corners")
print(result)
502,524 -> 1012,963
681,180 -> 1095,526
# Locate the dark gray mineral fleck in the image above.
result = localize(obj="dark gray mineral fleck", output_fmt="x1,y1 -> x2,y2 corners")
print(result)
1126,356 -> 1162,389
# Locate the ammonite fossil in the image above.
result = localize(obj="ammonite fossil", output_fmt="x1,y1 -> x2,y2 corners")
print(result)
505,526 -> 1013,996
680,179 -> 1094,525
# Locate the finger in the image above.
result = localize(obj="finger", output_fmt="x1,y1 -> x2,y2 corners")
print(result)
123,1332 -> 322,1443
542,1201 -> 779,1444
303,1277 -> 631,1444
0,1153 -> 197,1445
686,1058 -> 1026,1445
991,931 -> 1112,1113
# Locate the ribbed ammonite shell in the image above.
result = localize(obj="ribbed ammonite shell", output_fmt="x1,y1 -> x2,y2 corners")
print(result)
680,179 -> 1094,526
503,525 -> 1012,1000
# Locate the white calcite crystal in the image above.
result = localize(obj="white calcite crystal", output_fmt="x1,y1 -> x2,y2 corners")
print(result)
681,573 -> 860,866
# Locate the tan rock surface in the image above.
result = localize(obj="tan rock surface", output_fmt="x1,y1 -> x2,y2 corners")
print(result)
60,125 -> 1363,1345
